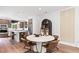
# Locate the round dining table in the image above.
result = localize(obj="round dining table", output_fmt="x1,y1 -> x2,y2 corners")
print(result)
27,35 -> 54,53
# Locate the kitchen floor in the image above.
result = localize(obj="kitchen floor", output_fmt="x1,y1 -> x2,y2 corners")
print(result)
0,37 -> 79,53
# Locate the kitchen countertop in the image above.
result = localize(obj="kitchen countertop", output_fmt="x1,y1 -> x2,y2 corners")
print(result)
9,30 -> 28,32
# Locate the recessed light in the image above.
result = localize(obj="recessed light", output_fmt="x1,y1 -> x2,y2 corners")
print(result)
38,8 -> 42,11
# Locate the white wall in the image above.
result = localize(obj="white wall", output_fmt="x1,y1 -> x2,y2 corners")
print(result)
32,16 -> 41,34
75,7 -> 79,47
40,11 -> 60,36
32,11 -> 60,36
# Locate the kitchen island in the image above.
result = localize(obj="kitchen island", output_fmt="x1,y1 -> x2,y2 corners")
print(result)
9,30 -> 28,42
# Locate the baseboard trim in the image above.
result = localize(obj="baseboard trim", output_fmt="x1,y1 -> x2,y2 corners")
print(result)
60,41 -> 79,48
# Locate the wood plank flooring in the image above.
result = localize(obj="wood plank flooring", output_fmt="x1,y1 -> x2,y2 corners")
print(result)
57,43 -> 79,53
0,37 -> 27,53
0,37 -> 79,53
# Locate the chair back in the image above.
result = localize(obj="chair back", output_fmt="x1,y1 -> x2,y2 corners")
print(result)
53,35 -> 59,40
48,40 -> 59,49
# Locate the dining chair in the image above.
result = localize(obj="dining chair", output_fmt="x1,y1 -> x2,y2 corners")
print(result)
20,32 -> 34,52
43,35 -> 59,48
53,35 -> 59,40
46,39 -> 59,53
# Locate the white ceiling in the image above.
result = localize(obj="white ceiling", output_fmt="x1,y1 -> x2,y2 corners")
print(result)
0,6 -> 69,21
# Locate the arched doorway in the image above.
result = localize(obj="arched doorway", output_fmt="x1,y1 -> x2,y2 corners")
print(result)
41,19 -> 52,35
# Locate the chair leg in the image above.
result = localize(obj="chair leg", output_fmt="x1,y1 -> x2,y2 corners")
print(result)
24,44 -> 30,49
24,43 -> 27,49
24,45 -> 27,49
56,46 -> 59,50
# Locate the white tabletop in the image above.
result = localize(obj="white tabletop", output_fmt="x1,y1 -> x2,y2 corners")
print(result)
27,35 -> 54,42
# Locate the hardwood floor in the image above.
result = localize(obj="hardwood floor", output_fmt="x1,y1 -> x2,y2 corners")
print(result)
0,37 -> 27,53
0,37 -> 79,53
57,43 -> 79,53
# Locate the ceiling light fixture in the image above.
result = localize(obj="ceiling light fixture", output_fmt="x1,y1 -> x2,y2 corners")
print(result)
38,8 -> 42,11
